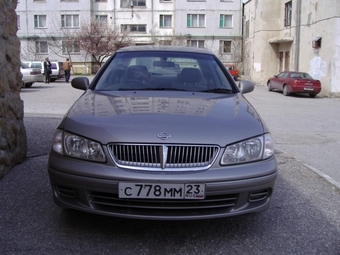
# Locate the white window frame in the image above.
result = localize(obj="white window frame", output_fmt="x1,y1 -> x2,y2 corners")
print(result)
220,14 -> 233,28
159,40 -> 172,46
187,14 -> 205,28
121,0 -> 146,7
219,40 -> 232,53
35,41 -> 48,54
62,41 -> 80,54
121,24 -> 147,33
17,15 -> 20,29
95,15 -> 108,26
285,1 -> 292,27
61,14 -> 80,28
187,40 -> 205,48
159,15 -> 172,28
34,15 -> 47,28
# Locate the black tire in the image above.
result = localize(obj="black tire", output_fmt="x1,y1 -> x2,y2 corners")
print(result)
25,83 -> 33,88
283,85 -> 289,96
267,81 -> 272,91
309,93 -> 317,98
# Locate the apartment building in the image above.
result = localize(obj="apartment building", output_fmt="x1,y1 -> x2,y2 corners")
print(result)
243,0 -> 340,97
16,0 -> 243,74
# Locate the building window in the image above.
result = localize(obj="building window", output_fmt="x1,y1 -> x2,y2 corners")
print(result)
121,24 -> 147,33
245,20 -> 249,38
187,40 -> 205,48
35,41 -> 48,54
220,14 -> 233,28
159,15 -> 172,28
95,15 -> 108,26
60,0 -> 79,2
34,15 -> 47,28
160,0 -> 172,2
61,14 -> 80,28
159,40 -> 172,45
187,14 -> 205,28
284,1 -> 292,27
121,0 -> 146,7
17,15 -> 20,29
219,40 -> 231,53
62,41 -> 80,54
95,0 -> 107,2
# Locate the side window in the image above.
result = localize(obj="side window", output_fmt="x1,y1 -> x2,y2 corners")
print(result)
159,15 -> 172,28
35,41 -> 48,53
219,14 -> 233,28
187,14 -> 205,28
34,15 -> 47,28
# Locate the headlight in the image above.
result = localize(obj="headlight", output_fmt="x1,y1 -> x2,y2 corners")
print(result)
221,134 -> 274,165
52,130 -> 106,162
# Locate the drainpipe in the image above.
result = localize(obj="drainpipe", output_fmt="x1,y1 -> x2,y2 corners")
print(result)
294,0 -> 301,71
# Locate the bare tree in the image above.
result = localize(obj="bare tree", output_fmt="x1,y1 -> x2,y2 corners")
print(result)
74,18 -> 132,67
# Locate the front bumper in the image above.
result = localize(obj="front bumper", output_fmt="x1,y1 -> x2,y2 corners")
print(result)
48,154 -> 278,220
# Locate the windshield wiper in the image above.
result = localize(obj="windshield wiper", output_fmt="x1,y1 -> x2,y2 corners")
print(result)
201,88 -> 234,94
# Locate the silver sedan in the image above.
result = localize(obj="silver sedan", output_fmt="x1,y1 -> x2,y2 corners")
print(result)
20,62 -> 43,88
47,46 -> 277,220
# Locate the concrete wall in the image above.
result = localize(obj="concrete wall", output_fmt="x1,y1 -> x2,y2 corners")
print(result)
243,0 -> 340,97
0,0 -> 27,178
16,0 -> 244,69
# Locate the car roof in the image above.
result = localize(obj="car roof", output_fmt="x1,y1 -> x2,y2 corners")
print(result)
116,46 -> 215,55
285,71 -> 308,74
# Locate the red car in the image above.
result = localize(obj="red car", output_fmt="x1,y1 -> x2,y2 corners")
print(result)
267,71 -> 322,98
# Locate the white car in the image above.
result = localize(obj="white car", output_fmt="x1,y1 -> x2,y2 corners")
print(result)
20,62 -> 43,88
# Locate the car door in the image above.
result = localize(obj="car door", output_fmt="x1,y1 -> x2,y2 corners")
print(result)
276,72 -> 288,91
271,72 -> 285,89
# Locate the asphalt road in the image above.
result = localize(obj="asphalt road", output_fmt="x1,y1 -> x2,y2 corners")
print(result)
0,78 -> 339,254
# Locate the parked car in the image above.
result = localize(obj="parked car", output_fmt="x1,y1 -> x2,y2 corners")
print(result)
49,61 -> 65,82
224,64 -> 239,80
267,71 -> 321,98
23,61 -> 65,82
47,46 -> 277,220
20,62 -> 43,88
22,61 -> 44,82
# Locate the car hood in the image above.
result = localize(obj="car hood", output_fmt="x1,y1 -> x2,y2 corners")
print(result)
60,90 -> 266,146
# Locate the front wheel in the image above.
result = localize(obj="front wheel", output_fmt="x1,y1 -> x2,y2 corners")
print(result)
267,81 -> 272,91
283,85 -> 289,96
25,83 -> 33,88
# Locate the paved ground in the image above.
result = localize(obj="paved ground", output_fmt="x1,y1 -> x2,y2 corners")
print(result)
0,78 -> 339,254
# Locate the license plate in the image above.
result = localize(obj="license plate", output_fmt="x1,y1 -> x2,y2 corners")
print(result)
304,87 -> 314,91
119,182 -> 205,199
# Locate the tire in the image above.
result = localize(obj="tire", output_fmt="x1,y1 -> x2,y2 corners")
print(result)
267,81 -> 272,91
283,85 -> 289,96
309,93 -> 317,98
25,83 -> 33,88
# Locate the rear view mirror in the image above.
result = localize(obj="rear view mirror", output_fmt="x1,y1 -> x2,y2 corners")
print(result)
153,61 -> 175,68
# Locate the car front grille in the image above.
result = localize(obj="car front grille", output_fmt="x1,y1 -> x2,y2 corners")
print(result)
107,144 -> 220,171
88,191 -> 238,217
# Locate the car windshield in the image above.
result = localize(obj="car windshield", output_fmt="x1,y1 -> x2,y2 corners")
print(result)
94,51 -> 234,93
290,72 -> 314,79
21,62 -> 29,69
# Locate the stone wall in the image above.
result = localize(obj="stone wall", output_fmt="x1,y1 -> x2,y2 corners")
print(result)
0,0 -> 27,179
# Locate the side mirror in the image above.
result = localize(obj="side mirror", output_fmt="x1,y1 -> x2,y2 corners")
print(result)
71,77 -> 89,91
238,80 -> 254,94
